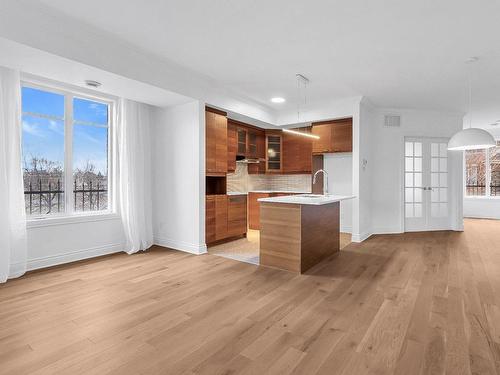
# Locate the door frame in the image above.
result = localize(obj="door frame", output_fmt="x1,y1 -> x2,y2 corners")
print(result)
401,136 -> 452,232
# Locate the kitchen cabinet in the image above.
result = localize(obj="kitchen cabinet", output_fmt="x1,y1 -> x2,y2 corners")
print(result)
248,192 -> 271,230
215,195 -> 228,241
206,108 -> 228,175
206,194 -> 248,245
205,196 -> 216,243
265,132 -> 282,173
237,127 -> 247,156
227,195 -> 247,237
282,127 -> 312,173
312,118 -> 352,154
227,122 -> 237,172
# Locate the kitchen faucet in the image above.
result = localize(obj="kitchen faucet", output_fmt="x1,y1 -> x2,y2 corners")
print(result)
313,169 -> 328,195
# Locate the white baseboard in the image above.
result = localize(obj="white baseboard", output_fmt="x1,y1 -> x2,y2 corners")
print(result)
464,214 -> 500,220
371,226 -> 403,235
154,236 -> 207,255
27,243 -> 124,272
351,231 -> 373,243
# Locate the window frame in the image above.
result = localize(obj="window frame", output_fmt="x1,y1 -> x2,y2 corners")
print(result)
464,140 -> 500,199
21,79 -> 117,222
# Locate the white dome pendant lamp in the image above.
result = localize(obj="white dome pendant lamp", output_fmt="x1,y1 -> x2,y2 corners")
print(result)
448,57 -> 496,151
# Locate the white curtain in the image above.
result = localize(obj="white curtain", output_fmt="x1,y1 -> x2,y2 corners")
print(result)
0,67 -> 27,282
117,99 -> 153,254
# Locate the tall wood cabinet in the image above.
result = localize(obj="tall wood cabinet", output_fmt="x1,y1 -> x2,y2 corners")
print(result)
312,118 -> 352,154
206,108 -> 228,175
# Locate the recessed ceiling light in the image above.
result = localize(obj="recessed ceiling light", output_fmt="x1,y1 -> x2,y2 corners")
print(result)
85,80 -> 102,88
271,97 -> 285,103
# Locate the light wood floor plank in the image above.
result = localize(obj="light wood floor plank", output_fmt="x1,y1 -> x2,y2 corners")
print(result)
1,219 -> 499,374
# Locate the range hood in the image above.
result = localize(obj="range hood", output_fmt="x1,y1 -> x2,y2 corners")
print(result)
236,155 -> 260,164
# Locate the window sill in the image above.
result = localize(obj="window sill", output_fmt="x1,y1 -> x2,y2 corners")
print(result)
27,212 -> 120,229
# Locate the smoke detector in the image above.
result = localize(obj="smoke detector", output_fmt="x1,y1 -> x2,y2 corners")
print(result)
85,80 -> 102,88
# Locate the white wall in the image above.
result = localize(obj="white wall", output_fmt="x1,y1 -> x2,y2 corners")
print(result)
324,153 -> 353,233
26,217 -> 125,271
151,101 -> 206,254
369,108 -> 464,234
464,198 -> 500,219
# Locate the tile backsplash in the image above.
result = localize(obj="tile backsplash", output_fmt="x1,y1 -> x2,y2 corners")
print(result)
227,163 -> 311,193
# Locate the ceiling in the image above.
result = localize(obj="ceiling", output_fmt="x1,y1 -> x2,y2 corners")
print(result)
8,0 -> 500,128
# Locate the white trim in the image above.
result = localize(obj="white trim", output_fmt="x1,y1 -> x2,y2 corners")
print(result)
23,242 -> 124,271
371,226 -> 403,235
464,214 -> 500,220
351,231 -> 373,242
26,212 -> 120,228
153,236 -> 207,255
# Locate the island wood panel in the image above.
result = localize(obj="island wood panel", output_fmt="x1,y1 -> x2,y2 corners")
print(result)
260,202 -> 302,273
300,202 -> 340,272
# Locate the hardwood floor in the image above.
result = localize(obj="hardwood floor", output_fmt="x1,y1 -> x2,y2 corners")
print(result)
1,219 -> 499,374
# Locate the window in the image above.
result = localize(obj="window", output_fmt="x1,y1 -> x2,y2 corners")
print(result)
465,141 -> 500,197
21,84 -> 112,217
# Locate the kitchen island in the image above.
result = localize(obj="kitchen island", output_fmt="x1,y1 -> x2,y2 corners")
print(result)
258,194 -> 354,273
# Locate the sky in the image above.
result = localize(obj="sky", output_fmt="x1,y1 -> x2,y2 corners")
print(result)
22,87 -> 109,175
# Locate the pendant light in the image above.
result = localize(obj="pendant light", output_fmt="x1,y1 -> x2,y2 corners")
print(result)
281,74 -> 320,139
448,57 -> 496,151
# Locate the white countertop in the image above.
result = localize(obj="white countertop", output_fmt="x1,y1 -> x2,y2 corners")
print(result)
227,190 -> 311,195
258,194 -> 355,205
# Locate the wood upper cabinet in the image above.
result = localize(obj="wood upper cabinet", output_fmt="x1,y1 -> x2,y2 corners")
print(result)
206,108 -> 228,175
331,120 -> 352,153
236,127 -> 247,156
265,132 -> 282,173
312,118 -> 352,154
227,122 -> 237,173
227,195 -> 247,237
282,127 -> 312,173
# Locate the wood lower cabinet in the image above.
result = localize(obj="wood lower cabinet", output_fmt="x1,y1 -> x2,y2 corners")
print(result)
205,196 -> 216,243
206,108 -> 228,175
227,195 -> 247,237
248,192 -> 270,230
206,194 -> 247,245
215,195 -> 228,241
312,118 -> 352,154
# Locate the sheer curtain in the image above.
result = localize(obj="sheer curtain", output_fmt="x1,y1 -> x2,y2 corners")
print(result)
116,99 -> 153,254
0,67 -> 27,282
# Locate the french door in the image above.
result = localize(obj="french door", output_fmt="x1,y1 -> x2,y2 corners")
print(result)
404,137 -> 450,232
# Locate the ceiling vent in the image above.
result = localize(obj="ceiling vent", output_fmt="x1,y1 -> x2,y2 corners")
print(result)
384,114 -> 401,127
